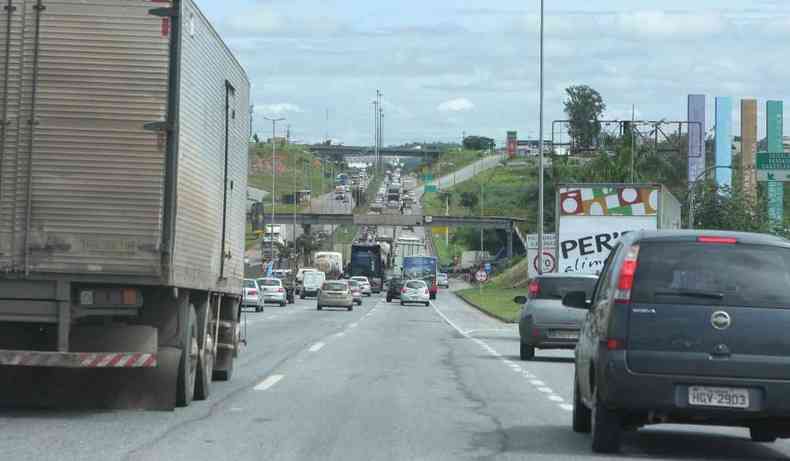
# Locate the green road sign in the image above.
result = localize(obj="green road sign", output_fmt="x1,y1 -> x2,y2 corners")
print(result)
424,184 -> 438,193
756,152 -> 790,170
757,170 -> 790,181
422,174 -> 434,182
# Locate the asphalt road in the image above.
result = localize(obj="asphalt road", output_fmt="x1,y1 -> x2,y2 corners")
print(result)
4,280 -> 790,461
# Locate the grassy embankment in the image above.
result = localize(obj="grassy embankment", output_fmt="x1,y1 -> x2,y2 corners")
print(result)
246,143 -> 336,247
455,257 -> 532,323
421,160 -> 535,267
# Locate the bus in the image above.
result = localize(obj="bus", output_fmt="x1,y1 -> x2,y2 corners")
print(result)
350,243 -> 384,293
402,256 -> 438,299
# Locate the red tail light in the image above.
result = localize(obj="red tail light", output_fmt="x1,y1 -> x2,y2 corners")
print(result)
249,289 -> 257,296
528,280 -> 540,297
698,236 -> 737,244
614,245 -> 640,305
277,287 -> 285,293
401,288 -> 407,294
606,338 -> 625,350
424,289 -> 429,296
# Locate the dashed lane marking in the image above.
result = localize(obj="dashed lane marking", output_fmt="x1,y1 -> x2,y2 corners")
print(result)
254,374 -> 284,391
309,342 -> 325,352
559,404 -> 573,412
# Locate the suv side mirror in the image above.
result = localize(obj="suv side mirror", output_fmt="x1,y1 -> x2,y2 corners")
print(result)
563,291 -> 589,310
513,295 -> 527,304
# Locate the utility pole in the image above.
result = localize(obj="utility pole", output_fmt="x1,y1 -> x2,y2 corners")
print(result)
264,116 -> 285,267
537,0 -> 546,275
630,104 -> 636,183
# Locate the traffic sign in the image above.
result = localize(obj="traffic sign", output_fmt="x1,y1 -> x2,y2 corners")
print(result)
756,152 -> 790,170
532,251 -> 557,274
475,270 -> 488,282
484,262 -> 492,273
758,170 -> 790,182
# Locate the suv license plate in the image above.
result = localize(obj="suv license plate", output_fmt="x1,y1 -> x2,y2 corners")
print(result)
688,386 -> 749,408
549,330 -> 579,339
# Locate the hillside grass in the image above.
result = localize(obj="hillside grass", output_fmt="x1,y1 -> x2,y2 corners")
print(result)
415,149 -> 485,182
248,143 -> 336,204
456,286 -> 524,323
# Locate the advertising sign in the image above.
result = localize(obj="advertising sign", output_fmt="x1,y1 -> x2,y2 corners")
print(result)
741,99 -> 757,198
506,131 -> 517,159
557,185 -> 659,274
714,96 -> 733,189
527,233 -> 557,278
687,95 -> 706,188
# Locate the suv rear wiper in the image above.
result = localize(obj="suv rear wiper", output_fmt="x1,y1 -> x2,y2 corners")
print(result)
654,289 -> 724,300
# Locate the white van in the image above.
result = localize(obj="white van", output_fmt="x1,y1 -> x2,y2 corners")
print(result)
301,271 -> 326,299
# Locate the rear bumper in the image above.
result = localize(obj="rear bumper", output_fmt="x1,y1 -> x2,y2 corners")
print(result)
520,321 -> 580,348
602,354 -> 790,418
263,293 -> 286,303
0,350 -> 157,368
242,297 -> 260,307
401,295 -> 430,303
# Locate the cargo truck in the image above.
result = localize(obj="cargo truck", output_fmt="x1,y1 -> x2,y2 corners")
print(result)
0,0 -> 249,409
555,183 -> 681,274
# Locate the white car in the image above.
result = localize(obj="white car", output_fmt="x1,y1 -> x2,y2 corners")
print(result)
350,276 -> 372,296
256,277 -> 287,307
243,278 -> 263,312
400,279 -> 430,306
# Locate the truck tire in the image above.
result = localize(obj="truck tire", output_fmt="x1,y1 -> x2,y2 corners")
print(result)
212,354 -> 234,381
194,301 -> 214,401
176,304 -> 199,407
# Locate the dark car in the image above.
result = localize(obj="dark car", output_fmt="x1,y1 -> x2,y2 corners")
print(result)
565,230 -> 790,453
514,273 -> 598,360
386,277 -> 404,302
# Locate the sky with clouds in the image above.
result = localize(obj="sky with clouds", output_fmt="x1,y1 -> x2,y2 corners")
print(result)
198,0 -> 790,146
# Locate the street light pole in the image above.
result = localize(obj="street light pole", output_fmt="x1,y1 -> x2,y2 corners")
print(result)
264,116 -> 285,266
537,0 -> 546,274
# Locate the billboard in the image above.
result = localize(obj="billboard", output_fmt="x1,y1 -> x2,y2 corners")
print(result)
687,95 -> 706,188
506,131 -> 517,159
557,185 -> 659,273
526,233 -> 557,278
714,97 -> 733,189
740,99 -> 757,199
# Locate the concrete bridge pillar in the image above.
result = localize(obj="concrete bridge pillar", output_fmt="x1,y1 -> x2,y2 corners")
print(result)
506,225 -> 514,259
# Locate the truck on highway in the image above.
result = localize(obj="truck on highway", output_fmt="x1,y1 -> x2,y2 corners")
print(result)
555,183 -> 681,274
350,243 -> 385,293
0,0 -> 249,409
314,252 -> 344,280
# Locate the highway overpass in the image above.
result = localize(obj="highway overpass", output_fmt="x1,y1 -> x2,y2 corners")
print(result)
308,145 -> 443,159
263,213 -> 525,257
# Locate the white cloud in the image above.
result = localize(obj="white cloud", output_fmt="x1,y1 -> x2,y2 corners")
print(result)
437,97 -> 475,113
255,103 -> 304,115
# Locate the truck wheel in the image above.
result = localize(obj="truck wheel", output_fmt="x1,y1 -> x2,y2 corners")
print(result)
176,304 -> 199,407
348,305 -> 353,311
212,354 -> 233,381
386,296 -> 392,303
300,293 -> 305,300
194,301 -> 214,401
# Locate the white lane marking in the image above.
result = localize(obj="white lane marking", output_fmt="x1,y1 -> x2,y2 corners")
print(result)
538,387 -> 554,394
309,342 -> 325,352
349,322 -> 358,328
530,380 -> 545,386
335,332 -> 346,338
549,395 -> 564,402
559,404 -> 574,412
254,374 -> 284,391
429,301 -> 470,338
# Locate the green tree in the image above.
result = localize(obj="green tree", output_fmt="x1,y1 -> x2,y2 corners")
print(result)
462,136 -> 495,151
252,133 -> 261,144
690,182 -> 769,232
459,191 -> 479,209
563,85 -> 606,153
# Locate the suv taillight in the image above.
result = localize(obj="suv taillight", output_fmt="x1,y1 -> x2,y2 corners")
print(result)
528,280 -> 540,298
401,288 -> 407,294
698,236 -> 737,244
614,245 -> 640,304
249,289 -> 257,296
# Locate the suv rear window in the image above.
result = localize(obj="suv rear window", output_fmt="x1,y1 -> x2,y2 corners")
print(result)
632,242 -> 790,308
534,277 -> 597,300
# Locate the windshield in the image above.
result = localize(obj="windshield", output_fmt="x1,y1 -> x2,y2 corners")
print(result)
633,243 -> 790,308
303,272 -> 325,284
533,277 -> 597,300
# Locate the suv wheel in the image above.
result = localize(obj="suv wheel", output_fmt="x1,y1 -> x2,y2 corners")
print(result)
572,371 -> 591,433
750,427 -> 778,443
520,343 -> 535,360
591,388 -> 622,453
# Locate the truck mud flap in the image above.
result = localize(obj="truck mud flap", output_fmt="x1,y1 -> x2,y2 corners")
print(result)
0,347 -> 181,410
